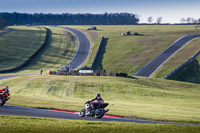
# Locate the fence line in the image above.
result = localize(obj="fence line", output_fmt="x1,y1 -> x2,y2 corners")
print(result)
164,50 -> 200,79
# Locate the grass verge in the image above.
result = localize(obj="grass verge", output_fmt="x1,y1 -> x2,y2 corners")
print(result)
0,26 -> 46,71
0,115 -> 200,133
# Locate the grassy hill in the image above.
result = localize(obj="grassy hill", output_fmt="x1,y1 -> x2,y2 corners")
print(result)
16,26 -> 78,74
1,75 -> 200,124
166,54 -> 200,84
0,26 -> 46,71
0,26 -> 78,74
66,25 -> 200,76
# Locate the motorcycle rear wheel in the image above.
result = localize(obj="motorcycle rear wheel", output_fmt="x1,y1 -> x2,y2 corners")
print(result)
95,108 -> 105,119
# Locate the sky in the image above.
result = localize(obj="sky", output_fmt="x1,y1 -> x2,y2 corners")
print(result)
1,0 -> 200,23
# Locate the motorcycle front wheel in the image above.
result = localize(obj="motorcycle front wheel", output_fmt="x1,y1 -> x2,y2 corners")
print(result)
95,108 -> 105,119
79,108 -> 86,117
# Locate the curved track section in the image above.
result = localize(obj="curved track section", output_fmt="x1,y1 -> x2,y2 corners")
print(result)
134,35 -> 200,77
62,27 -> 91,70
0,74 -> 198,125
0,105 -> 197,125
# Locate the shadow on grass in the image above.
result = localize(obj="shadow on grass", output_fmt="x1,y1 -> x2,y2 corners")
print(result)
92,38 -> 109,70
127,76 -> 138,79
6,28 -> 53,73
128,33 -> 150,36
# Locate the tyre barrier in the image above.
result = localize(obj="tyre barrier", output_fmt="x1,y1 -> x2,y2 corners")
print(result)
48,70 -> 128,78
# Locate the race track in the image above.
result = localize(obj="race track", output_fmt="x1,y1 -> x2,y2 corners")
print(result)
134,35 -> 200,77
61,27 -> 91,70
0,30 -> 199,125
0,105 -> 197,125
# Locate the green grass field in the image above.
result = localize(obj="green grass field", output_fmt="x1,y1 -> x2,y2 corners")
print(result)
1,25 -> 200,132
16,26 -> 78,74
165,54 -> 200,84
1,75 -> 200,124
0,115 -> 200,133
0,26 -> 78,74
65,25 -> 200,76
0,26 -> 46,71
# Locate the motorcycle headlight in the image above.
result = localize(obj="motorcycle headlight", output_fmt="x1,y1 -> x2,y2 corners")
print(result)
85,103 -> 90,109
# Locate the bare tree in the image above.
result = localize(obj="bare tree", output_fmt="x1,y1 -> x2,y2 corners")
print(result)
180,18 -> 186,23
147,16 -> 153,24
186,17 -> 194,23
156,17 -> 162,25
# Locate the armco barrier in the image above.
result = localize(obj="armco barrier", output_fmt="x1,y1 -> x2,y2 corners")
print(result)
0,27 -> 51,73
90,36 -> 104,70
164,50 -> 200,79
49,70 -> 128,78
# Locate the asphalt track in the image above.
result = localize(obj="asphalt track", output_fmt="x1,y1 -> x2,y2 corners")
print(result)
61,27 -> 91,70
0,105 -> 198,125
134,35 -> 200,77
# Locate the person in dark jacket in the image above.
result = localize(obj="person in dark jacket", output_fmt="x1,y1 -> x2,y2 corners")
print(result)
87,94 -> 104,115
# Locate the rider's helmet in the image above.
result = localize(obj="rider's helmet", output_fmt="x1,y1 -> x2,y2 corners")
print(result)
96,93 -> 101,100
4,86 -> 8,91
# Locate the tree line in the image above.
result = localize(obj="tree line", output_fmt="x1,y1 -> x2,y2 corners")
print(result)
0,12 -> 139,29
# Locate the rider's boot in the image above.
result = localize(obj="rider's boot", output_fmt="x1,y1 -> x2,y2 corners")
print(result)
105,109 -> 109,113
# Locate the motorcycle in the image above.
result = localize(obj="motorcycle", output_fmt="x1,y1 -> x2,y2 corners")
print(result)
0,92 -> 10,106
79,101 -> 109,119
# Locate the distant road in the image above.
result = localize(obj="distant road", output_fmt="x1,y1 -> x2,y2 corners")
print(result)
134,35 -> 200,77
61,27 -> 91,70
0,74 -> 33,80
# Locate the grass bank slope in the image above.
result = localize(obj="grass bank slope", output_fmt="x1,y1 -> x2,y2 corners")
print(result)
152,37 -> 200,78
4,26 -> 78,74
1,75 -> 200,123
0,26 -> 46,71
167,54 -> 200,84
66,25 -> 200,75
0,115 -> 200,133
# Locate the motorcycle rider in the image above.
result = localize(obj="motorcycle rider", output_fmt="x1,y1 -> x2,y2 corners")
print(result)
87,93 -> 104,115
0,86 -> 9,99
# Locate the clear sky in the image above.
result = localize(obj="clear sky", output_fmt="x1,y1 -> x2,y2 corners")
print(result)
1,0 -> 200,23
